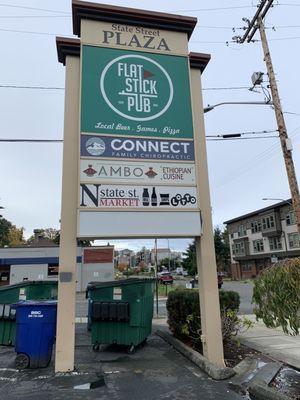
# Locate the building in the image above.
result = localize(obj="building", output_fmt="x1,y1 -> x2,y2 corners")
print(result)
115,249 -> 136,268
225,199 -> 300,279
135,248 -> 152,267
0,245 -> 114,291
150,248 -> 170,265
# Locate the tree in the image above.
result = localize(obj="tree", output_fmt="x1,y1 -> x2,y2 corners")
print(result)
214,226 -> 231,273
52,231 -> 92,247
182,240 -> 196,276
181,227 -> 230,277
26,229 -> 92,247
159,257 -> 171,269
253,258 -> 300,335
0,217 -> 24,247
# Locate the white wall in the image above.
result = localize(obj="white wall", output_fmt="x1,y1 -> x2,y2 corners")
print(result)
10,264 -> 50,284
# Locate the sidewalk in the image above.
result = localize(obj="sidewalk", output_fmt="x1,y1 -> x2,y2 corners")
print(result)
237,314 -> 300,369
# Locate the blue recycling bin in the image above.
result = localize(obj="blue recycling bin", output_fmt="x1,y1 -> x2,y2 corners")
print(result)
14,300 -> 57,369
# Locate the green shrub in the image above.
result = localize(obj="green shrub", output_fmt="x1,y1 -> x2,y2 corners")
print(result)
253,258 -> 300,335
166,289 -> 240,346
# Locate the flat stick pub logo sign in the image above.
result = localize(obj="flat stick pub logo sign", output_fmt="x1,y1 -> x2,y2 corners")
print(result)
100,54 -> 173,121
81,47 -> 194,138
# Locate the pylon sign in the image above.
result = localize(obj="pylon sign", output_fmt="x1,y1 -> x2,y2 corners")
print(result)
78,20 -> 201,238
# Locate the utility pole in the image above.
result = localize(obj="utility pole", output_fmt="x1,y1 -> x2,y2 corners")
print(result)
237,0 -> 300,236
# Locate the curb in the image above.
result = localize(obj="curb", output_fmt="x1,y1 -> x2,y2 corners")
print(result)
156,329 -> 235,380
248,362 -> 290,400
249,380 -> 290,400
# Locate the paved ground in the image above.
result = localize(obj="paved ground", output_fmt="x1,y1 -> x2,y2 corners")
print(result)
76,280 -> 254,318
238,314 -> 300,370
222,280 -> 254,315
0,324 -> 244,400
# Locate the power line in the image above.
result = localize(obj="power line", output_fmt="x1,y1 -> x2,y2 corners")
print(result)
0,85 -> 64,90
195,25 -> 233,30
172,5 -> 256,12
206,129 -> 278,138
0,84 -> 253,91
0,28 -> 71,36
279,2 -> 300,5
202,86 -> 250,91
0,139 -> 63,143
1,26 -> 300,43
0,15 -> 70,18
0,3 -> 70,14
207,136 -> 278,141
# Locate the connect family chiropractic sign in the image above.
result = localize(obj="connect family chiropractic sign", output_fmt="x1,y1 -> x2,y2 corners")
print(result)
81,46 -> 193,138
80,135 -> 195,161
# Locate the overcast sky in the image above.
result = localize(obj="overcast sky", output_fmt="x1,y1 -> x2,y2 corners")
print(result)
0,0 -> 299,252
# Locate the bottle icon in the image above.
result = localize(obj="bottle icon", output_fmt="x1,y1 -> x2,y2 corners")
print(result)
151,187 -> 157,206
142,188 -> 149,206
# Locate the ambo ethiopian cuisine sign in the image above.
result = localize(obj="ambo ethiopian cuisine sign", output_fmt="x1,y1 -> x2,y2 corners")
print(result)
80,160 -> 196,185
81,46 -> 193,138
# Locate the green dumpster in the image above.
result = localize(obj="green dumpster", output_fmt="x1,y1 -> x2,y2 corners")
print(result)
0,280 -> 58,346
87,278 -> 155,352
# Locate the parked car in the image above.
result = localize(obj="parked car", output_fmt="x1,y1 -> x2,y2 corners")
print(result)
159,272 -> 174,285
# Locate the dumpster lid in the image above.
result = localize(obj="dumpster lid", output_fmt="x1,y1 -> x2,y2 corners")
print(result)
0,280 -> 57,292
12,300 -> 57,307
87,278 -> 156,290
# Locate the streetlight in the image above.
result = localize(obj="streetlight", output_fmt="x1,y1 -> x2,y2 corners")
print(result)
203,101 -> 273,113
262,198 -> 292,205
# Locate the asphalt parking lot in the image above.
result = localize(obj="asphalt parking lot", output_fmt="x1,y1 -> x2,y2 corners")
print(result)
0,324 -> 244,400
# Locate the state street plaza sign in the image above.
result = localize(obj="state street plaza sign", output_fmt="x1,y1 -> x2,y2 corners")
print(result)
78,19 -> 201,238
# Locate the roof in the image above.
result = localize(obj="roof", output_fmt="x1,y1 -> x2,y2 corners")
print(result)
56,37 -> 211,72
72,0 -> 197,38
224,199 -> 292,224
56,37 -> 80,65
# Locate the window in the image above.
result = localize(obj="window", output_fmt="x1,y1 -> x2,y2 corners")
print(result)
288,233 -> 300,249
269,237 -> 282,251
242,264 -> 252,272
238,224 -> 247,237
251,220 -> 262,233
286,211 -> 296,226
233,242 -> 245,255
262,215 -> 275,230
230,233 -> 234,239
48,264 -> 58,276
253,239 -> 264,252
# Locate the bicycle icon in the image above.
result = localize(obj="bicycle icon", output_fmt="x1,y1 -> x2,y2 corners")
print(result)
170,193 -> 197,206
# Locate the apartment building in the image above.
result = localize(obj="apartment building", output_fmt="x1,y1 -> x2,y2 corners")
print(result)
224,199 -> 300,279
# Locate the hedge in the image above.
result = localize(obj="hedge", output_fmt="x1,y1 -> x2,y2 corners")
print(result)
166,289 -> 240,343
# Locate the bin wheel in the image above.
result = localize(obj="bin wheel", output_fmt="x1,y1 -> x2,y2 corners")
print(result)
15,353 -> 30,370
127,345 -> 135,354
93,344 -> 100,352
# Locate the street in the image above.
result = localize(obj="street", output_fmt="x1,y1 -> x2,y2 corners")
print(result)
76,280 -> 254,318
